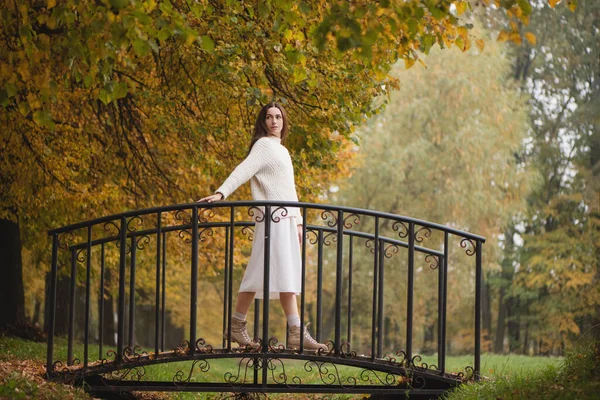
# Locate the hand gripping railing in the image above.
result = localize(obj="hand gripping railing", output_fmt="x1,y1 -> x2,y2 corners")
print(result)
45,201 -> 485,392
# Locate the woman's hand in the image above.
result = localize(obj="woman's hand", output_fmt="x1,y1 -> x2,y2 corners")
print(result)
198,193 -> 224,203
297,224 -> 303,245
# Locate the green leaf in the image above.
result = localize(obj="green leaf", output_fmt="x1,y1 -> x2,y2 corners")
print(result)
98,89 -> 111,105
132,39 -> 151,56
84,75 -> 94,88
157,28 -> 171,41
113,82 -> 128,99
201,35 -> 215,53
18,102 -> 30,116
0,90 -> 9,108
407,19 -> 418,35
32,109 -> 51,128
293,67 -> 307,83
5,82 -> 17,98
518,0 -> 533,16
258,3 -> 270,18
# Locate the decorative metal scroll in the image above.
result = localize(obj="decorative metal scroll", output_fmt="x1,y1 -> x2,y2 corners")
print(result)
425,254 -> 439,270
460,238 -> 477,256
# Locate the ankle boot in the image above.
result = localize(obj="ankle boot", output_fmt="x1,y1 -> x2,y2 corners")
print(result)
287,323 -> 328,352
224,319 -> 259,348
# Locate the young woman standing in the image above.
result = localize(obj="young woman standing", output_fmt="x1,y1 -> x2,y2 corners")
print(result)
199,102 -> 327,351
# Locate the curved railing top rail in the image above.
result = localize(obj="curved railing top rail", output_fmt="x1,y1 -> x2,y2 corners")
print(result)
47,200 -> 486,242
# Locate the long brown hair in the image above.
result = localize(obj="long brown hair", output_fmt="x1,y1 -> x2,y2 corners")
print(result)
248,102 -> 289,153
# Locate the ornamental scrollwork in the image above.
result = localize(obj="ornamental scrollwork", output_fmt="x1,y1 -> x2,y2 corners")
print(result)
384,243 -> 399,258
248,206 -> 265,223
460,238 -> 476,256
343,213 -> 360,229
175,209 -> 193,225
198,207 -> 215,223
126,215 -> 144,233
135,235 -> 151,250
392,221 -> 409,238
320,210 -> 338,228
323,232 -> 337,246
195,338 -> 214,353
76,248 -> 88,263
58,231 -> 76,250
241,226 -> 254,241
425,254 -> 439,270
414,226 -> 432,243
173,359 -> 211,386
270,206 -> 289,223
103,221 -> 120,238
224,357 -> 261,385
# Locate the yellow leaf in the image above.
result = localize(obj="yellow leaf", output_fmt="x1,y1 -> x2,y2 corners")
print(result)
404,58 -> 416,70
497,30 -> 510,42
476,39 -> 485,52
510,32 -> 522,45
524,32 -> 536,45
549,0 -> 561,8
567,0 -> 577,12
47,0 -> 57,9
456,1 -> 468,15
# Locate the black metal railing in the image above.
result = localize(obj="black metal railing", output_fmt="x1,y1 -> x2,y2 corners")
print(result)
45,201 -> 485,396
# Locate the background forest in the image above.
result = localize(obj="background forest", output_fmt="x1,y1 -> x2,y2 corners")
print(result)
1,0 -> 598,364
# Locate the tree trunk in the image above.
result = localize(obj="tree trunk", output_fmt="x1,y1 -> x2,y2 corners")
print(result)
494,285 -> 507,353
0,218 -> 26,328
482,276 -> 492,353
506,297 -> 521,353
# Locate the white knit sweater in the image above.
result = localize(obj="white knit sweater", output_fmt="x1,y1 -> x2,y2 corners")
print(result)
216,136 -> 302,224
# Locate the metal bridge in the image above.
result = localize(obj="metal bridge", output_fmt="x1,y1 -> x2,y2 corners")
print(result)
45,201 -> 485,399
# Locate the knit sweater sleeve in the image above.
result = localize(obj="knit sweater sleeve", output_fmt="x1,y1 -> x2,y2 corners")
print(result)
215,139 -> 271,199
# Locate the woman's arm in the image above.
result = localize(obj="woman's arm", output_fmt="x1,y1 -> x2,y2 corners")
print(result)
198,139 -> 271,202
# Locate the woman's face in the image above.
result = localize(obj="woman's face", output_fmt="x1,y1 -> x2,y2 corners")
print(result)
265,107 -> 283,137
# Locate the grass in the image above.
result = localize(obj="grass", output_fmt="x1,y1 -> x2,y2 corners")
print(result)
2,334 -> 593,400
444,341 -> 600,400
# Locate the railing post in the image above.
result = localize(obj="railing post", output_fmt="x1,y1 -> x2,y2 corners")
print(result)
371,217 -> 379,360
222,227 -> 229,349
262,205 -> 272,387
67,248 -> 76,366
190,207 -> 199,354
226,207 -> 235,351
99,243 -> 105,360
300,207 -> 307,353
475,240 -> 482,381
440,232 -> 449,374
117,216 -> 127,362
84,225 -> 92,369
46,233 -> 59,376
377,240 -> 385,358
347,235 -> 353,345
406,222 -> 415,361
128,235 -> 137,350
335,210 -> 344,355
154,213 -> 162,355
316,229 -> 323,342
161,231 -> 167,351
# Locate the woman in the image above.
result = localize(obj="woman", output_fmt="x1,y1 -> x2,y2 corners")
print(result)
199,102 -> 327,352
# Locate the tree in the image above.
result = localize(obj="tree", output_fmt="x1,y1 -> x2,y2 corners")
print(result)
487,0 -> 599,354
0,0 -> 574,329
331,25 -> 534,354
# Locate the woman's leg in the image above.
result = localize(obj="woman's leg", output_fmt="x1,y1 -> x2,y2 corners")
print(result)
279,292 -> 298,316
281,292 -> 327,351
235,291 -> 256,314
227,292 -> 258,347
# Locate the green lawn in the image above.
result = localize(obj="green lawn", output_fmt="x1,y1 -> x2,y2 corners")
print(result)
2,334 -> 577,399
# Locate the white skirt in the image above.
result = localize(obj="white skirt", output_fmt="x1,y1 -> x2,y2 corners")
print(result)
239,217 -> 301,299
